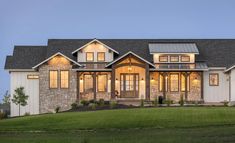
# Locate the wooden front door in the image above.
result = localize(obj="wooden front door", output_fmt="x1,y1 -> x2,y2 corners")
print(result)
120,73 -> 139,98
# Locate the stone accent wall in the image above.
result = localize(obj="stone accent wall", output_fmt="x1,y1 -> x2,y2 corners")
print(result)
39,63 -> 77,113
150,72 -> 202,102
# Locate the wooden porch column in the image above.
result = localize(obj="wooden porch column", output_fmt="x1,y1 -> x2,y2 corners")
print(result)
111,65 -> 116,99
93,72 -> 97,100
77,72 -> 80,102
145,65 -> 150,101
200,72 -> 204,100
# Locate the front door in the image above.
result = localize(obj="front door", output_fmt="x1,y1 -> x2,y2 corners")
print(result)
120,73 -> 139,98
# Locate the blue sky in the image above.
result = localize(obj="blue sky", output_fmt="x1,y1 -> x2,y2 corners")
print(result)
1,0 -> 235,101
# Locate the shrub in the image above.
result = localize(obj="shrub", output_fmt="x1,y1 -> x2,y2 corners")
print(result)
24,112 -> 30,116
179,94 -> 184,106
165,99 -> 172,107
89,99 -> 96,104
71,103 -> 78,110
55,106 -> 60,113
110,101 -> 117,109
140,99 -> 144,107
0,111 -> 6,120
81,100 -> 89,106
223,100 -> 229,107
98,99 -> 105,106
89,103 -> 97,110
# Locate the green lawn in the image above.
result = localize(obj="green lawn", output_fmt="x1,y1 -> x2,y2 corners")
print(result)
1,107 -> 235,143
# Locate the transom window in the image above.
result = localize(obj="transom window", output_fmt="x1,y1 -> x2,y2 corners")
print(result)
86,52 -> 94,61
60,71 -> 69,88
49,71 -> 58,88
84,74 -> 93,92
97,74 -> 107,92
170,74 -> 179,92
170,56 -> 179,62
97,52 -> 105,62
181,56 -> 190,62
209,73 -> 219,86
159,56 -> 168,62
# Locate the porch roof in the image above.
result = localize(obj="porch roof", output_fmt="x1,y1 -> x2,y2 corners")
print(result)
150,62 -> 208,71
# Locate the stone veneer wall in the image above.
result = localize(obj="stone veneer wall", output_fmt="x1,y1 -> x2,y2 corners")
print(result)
150,72 -> 202,102
39,64 -> 77,113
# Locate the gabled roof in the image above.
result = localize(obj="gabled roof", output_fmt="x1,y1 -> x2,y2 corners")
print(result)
32,52 -> 82,69
149,43 -> 199,54
106,51 -> 156,68
71,39 -> 119,54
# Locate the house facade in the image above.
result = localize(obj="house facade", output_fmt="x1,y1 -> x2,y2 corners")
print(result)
5,39 -> 235,116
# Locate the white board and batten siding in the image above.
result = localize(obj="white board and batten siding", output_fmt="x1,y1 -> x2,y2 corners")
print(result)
77,43 -> 114,62
230,69 -> 235,102
10,72 -> 39,117
203,70 -> 229,102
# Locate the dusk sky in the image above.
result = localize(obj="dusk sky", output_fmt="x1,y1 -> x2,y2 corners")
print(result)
1,0 -> 235,101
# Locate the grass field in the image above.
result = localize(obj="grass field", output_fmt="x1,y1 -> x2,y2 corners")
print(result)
1,107 -> 235,143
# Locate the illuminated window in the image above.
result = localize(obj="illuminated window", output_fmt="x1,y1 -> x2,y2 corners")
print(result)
170,74 -> 179,92
97,52 -> 105,62
170,56 -> 179,62
209,73 -> 219,86
159,56 -> 168,62
27,75 -> 39,79
49,71 -> 58,88
60,71 -> 69,88
181,56 -> 190,62
84,74 -> 93,92
97,74 -> 107,92
159,74 -> 168,92
181,74 -> 190,92
86,52 -> 94,61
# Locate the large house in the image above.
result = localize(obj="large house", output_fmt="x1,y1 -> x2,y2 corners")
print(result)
4,39 -> 235,116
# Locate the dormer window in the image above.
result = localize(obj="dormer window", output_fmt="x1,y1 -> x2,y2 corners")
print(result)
97,52 -> 105,62
181,56 -> 190,62
170,56 -> 179,62
86,52 -> 94,62
159,56 -> 168,62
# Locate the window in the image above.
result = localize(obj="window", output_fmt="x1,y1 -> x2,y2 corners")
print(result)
97,74 -> 107,92
27,75 -> 39,79
181,74 -> 190,92
86,52 -> 94,61
84,74 -> 93,92
181,56 -> 190,62
209,73 -> 219,86
170,74 -> 179,92
60,71 -> 69,88
97,52 -> 105,62
159,56 -> 168,62
170,56 -> 179,62
159,74 -> 168,92
49,71 -> 58,88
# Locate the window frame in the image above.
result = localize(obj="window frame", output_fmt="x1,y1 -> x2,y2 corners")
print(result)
159,74 -> 168,92
159,56 -> 168,62
60,70 -> 69,89
169,73 -> 179,92
83,74 -> 94,93
97,74 -> 108,92
180,74 -> 190,92
27,74 -> 39,79
49,70 -> 58,89
170,55 -> 179,62
181,55 -> 190,62
97,52 -> 105,62
209,73 -> 219,86
86,52 -> 94,62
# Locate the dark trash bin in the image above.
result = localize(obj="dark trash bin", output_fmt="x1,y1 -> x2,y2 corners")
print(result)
158,96 -> 164,104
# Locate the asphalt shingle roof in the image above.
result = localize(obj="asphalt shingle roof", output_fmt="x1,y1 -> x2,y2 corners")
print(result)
4,39 -> 235,70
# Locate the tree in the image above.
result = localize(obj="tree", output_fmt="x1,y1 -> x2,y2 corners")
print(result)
11,87 -> 29,116
2,90 -> 10,104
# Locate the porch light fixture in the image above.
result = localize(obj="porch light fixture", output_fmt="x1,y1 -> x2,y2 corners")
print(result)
80,78 -> 83,81
151,77 -> 154,80
141,78 -> 144,81
116,78 -> 118,81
